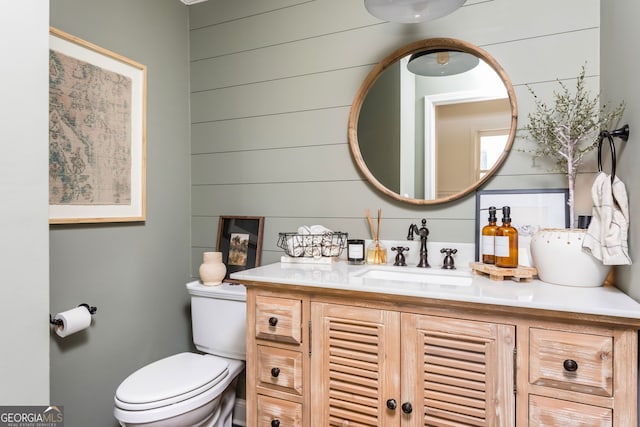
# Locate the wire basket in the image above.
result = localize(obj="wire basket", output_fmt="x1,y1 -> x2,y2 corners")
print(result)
277,232 -> 348,257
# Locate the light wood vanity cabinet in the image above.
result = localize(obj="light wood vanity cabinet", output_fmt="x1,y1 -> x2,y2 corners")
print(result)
248,294 -> 305,426
310,303 -> 515,426
524,322 -> 637,427
243,283 -> 638,426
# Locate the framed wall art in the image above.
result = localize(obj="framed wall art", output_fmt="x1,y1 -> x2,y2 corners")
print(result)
48,27 -> 147,224
475,188 -> 569,262
216,216 -> 265,280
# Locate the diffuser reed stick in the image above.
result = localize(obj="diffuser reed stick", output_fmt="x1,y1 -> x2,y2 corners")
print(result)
365,209 -> 377,241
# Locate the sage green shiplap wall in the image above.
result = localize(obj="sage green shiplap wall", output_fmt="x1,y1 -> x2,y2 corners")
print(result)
189,0 -> 601,273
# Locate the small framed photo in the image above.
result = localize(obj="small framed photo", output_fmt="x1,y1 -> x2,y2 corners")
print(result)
216,216 -> 265,280
475,189 -> 569,262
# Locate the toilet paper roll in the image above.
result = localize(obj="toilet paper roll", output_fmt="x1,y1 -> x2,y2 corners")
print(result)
53,306 -> 92,337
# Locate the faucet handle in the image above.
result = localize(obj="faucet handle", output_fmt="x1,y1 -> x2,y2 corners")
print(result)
440,248 -> 457,270
419,218 -> 429,235
391,246 -> 409,266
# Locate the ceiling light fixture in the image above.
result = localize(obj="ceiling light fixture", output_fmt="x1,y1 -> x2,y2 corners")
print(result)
407,49 -> 479,76
364,0 -> 466,24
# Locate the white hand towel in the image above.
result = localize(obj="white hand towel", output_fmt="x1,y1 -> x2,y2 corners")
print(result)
582,172 -> 632,265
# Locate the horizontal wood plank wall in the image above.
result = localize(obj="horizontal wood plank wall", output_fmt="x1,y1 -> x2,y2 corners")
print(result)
189,0 -> 600,273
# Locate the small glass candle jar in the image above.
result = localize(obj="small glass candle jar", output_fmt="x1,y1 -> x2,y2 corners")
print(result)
347,239 -> 365,264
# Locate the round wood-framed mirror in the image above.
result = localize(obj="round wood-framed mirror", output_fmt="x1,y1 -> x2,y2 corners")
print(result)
348,37 -> 518,205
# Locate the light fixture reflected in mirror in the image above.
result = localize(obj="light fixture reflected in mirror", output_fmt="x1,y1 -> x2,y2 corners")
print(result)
364,0 -> 466,23
407,49 -> 480,76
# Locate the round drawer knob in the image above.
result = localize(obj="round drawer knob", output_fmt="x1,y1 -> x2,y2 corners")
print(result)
563,359 -> 579,372
268,316 -> 278,327
271,367 -> 280,378
271,419 -> 280,427
402,402 -> 413,414
386,398 -> 397,410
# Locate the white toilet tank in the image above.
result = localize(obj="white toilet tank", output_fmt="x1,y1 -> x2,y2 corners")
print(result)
186,281 -> 246,360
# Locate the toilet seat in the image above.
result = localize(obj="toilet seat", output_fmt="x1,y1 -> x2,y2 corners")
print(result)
114,352 -> 233,424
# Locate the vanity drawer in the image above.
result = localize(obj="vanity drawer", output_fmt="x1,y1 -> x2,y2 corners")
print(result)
529,328 -> 613,396
257,394 -> 303,427
255,295 -> 302,344
257,345 -> 303,396
529,395 -> 612,426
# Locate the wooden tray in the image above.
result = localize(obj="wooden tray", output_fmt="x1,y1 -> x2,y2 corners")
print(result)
469,262 -> 538,282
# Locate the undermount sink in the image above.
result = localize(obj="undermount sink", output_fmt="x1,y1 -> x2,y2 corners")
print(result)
353,266 -> 473,287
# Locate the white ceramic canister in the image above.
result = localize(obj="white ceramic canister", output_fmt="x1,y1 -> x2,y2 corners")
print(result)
530,228 -> 610,287
199,251 -> 227,286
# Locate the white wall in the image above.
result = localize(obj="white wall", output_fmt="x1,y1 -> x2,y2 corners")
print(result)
189,0 -> 602,272
0,1 -> 50,404
601,1 -> 640,300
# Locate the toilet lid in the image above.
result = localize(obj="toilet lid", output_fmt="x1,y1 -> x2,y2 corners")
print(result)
115,352 -> 229,410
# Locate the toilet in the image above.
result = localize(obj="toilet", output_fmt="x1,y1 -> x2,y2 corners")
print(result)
113,281 -> 246,427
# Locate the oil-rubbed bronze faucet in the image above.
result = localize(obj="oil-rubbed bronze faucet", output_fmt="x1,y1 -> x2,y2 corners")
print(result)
407,218 -> 430,268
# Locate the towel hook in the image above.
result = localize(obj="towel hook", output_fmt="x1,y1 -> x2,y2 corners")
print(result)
598,124 -> 629,183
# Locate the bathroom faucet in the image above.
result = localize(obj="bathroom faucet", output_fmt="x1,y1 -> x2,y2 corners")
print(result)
407,218 -> 430,268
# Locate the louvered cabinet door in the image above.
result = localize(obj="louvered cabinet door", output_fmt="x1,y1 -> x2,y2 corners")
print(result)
401,313 -> 516,426
310,302 -> 402,427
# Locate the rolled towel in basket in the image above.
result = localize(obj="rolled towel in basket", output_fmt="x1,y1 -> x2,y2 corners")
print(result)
286,234 -> 306,257
286,225 -> 334,257
298,225 -> 333,235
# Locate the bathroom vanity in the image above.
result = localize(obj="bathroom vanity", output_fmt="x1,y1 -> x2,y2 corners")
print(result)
232,262 -> 640,426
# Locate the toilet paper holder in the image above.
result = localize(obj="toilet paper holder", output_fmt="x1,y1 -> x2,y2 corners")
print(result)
49,303 -> 97,326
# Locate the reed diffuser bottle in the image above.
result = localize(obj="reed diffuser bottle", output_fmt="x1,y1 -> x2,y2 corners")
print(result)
366,240 -> 387,264
495,206 -> 518,268
365,208 -> 387,265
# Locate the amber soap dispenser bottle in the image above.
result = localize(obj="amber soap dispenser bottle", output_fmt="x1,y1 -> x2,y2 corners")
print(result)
495,206 -> 518,268
481,206 -> 498,264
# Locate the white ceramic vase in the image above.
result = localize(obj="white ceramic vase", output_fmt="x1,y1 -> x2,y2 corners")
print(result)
530,228 -> 610,287
199,251 -> 227,286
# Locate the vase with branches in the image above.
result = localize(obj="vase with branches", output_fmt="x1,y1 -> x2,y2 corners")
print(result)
523,65 -> 625,228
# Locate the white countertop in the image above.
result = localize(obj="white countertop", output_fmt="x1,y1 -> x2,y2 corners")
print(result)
230,261 -> 640,320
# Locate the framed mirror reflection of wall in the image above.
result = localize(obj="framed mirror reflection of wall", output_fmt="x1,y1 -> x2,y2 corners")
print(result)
348,37 -> 518,205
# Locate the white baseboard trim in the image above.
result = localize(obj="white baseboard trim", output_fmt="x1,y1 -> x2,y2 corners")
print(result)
232,398 -> 246,427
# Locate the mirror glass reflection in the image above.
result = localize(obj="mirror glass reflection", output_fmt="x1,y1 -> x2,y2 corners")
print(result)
349,38 -> 517,205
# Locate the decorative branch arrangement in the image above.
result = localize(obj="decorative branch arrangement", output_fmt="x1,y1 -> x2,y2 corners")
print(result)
523,65 -> 624,228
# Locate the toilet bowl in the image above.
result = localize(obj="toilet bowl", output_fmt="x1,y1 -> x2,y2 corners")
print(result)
114,282 -> 246,427
114,353 -> 244,427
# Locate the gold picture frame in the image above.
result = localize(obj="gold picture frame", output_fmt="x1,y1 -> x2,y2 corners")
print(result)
48,28 -> 147,224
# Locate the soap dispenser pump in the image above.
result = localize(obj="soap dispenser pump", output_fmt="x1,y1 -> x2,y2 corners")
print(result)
481,206 -> 498,264
495,206 -> 518,268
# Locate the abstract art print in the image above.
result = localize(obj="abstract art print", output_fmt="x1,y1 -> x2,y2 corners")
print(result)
49,28 -> 146,223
